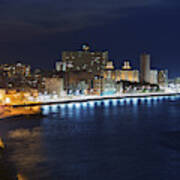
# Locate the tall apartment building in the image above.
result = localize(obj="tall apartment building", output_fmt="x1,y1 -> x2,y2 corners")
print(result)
61,45 -> 108,75
140,53 -> 151,83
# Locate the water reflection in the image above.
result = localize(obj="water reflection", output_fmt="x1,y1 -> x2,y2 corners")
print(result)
119,99 -> 125,105
103,100 -> 110,107
42,105 -> 50,115
40,95 -> 180,116
7,126 -> 46,179
88,101 -> 95,108
125,98 -> 131,105
96,101 -> 102,106
81,102 -> 88,109
132,98 -> 138,106
112,99 -> 118,106
67,103 -> 74,108
74,102 -> 81,108
51,104 -> 59,113
0,95 -> 180,180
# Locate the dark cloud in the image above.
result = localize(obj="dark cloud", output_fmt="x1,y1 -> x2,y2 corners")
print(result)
0,0 -> 162,42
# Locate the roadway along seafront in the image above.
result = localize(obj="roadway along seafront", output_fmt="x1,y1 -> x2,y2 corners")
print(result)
0,92 -> 179,120
12,92 -> 180,107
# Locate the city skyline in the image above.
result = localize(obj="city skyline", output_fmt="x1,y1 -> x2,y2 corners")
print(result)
0,0 -> 180,78
1,1 -> 180,179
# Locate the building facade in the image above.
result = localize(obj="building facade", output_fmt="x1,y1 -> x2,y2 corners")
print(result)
140,53 -> 151,83
44,77 -> 64,97
103,61 -> 139,83
158,70 -> 168,87
0,63 -> 31,78
61,45 -> 108,75
149,70 -> 158,84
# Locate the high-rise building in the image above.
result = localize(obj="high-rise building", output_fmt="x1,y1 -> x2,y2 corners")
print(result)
61,45 -> 108,75
140,53 -> 151,83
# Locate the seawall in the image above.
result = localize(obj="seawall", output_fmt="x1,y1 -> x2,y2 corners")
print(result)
12,92 -> 180,107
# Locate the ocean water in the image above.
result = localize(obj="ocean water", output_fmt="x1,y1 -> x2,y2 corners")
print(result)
1,96 -> 180,180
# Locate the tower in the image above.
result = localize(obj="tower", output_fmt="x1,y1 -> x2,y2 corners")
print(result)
140,53 -> 150,83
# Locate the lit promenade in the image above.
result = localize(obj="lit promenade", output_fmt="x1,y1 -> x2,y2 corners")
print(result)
7,90 -> 178,108
1,91 -> 179,120
37,91 -> 180,105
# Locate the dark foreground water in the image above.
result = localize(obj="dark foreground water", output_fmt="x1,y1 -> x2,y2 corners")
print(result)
1,96 -> 180,180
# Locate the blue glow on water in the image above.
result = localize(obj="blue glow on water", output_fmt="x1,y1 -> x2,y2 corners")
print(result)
159,96 -> 164,101
96,101 -> 102,106
88,101 -> 95,108
42,105 -> 50,115
125,98 -> 131,105
170,96 -> 176,101
140,98 -> 146,103
146,97 -> 152,102
67,103 -> 74,108
146,97 -> 152,106
60,104 -> 66,108
103,100 -> 110,107
119,99 -> 125,105
152,97 -> 158,101
1,95 -> 180,180
132,98 -> 138,105
82,102 -> 88,108
112,99 -> 118,106
74,103 -> 81,108
51,105 -> 58,113
41,95 -> 178,115
165,96 -> 169,100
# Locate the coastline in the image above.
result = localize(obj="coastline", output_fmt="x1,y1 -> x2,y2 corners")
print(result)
13,92 -> 180,107
0,92 -> 179,120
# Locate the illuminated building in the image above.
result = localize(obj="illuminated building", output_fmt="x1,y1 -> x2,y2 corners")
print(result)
0,89 -> 5,104
104,61 -> 139,83
103,61 -> 116,81
105,61 -> 114,70
118,61 -> 139,82
56,61 -> 67,72
102,79 -> 116,95
61,45 -> 108,75
64,71 -> 97,95
158,70 -> 168,87
149,70 -> 158,84
0,63 -> 31,78
0,89 -> 39,106
103,61 -> 139,94
44,77 -> 65,97
175,77 -> 180,84
140,53 -> 151,83
58,45 -> 108,94
122,61 -> 131,70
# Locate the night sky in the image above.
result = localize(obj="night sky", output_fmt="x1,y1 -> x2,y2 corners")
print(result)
0,0 -> 180,78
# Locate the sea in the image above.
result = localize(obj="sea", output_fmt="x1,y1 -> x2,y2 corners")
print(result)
1,95 -> 180,180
